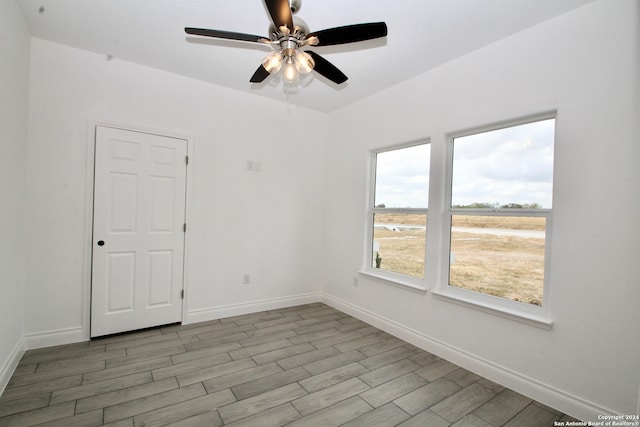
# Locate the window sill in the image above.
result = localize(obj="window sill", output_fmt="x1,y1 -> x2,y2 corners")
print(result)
431,289 -> 553,330
358,270 -> 428,294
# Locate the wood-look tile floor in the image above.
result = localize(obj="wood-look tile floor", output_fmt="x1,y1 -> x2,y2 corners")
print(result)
0,303 -> 581,426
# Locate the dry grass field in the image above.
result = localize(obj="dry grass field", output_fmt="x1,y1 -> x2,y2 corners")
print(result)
373,213 -> 545,305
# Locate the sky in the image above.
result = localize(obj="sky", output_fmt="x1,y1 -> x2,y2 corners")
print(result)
375,143 -> 430,208
374,118 -> 555,209
452,118 -> 555,208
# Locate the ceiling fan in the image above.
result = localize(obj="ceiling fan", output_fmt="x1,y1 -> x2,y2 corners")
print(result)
185,0 -> 387,85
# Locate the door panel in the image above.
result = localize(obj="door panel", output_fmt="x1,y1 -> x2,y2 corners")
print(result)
107,252 -> 136,312
91,126 -> 187,337
150,176 -> 176,231
109,172 -> 138,232
147,250 -> 173,306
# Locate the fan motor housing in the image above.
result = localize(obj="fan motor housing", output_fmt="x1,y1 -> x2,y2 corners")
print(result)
269,16 -> 309,41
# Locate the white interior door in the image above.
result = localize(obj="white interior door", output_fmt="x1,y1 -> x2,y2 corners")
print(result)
91,125 -> 187,337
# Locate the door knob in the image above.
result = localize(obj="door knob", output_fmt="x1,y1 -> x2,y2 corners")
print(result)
97,240 -> 105,246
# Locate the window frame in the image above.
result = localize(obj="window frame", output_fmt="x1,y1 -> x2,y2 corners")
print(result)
432,113 -> 556,328
360,139 -> 431,293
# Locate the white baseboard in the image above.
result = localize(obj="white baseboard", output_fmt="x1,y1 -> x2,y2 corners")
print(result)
185,292 -> 323,324
0,336 -> 25,396
23,326 -> 88,350
321,293 -> 615,422
18,293 -> 323,350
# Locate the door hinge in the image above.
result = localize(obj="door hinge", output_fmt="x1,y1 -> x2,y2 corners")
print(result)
181,290 -> 184,299
185,155 -> 189,165
183,223 -> 187,232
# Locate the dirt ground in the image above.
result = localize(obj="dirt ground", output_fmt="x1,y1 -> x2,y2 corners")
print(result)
373,213 -> 545,305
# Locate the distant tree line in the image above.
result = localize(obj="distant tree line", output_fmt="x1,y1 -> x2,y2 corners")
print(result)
452,202 -> 542,209
376,202 -> 543,209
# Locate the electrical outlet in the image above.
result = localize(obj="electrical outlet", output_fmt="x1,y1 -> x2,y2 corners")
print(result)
246,160 -> 262,172
353,277 -> 359,287
243,274 -> 251,285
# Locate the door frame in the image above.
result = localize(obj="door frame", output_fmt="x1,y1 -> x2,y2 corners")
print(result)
82,120 -> 193,340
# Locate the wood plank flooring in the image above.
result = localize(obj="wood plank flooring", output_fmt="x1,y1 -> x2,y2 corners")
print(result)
0,303 -> 581,426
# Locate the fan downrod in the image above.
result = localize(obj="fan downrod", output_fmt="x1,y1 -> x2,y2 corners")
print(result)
289,0 -> 301,14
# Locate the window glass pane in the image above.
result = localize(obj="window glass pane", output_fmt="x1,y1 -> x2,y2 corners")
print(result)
449,215 -> 546,305
375,144 -> 430,209
372,213 -> 426,278
452,119 -> 554,209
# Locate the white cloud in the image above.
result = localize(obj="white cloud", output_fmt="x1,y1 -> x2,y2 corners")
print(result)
373,119 -> 555,210
452,119 -> 555,208
375,143 -> 430,208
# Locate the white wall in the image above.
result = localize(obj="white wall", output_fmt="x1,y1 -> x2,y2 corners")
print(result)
24,38 -> 328,343
0,0 -> 30,392
323,0 -> 639,420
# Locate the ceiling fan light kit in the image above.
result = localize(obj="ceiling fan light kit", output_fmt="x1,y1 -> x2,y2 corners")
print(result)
185,0 -> 387,88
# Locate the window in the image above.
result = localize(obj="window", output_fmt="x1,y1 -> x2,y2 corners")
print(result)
366,142 -> 430,285
446,117 -> 555,308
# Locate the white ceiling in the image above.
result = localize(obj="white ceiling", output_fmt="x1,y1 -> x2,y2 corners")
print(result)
18,0 -> 596,113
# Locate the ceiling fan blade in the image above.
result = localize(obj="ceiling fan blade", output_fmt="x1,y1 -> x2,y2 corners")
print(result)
250,64 -> 271,83
305,51 -> 348,84
264,0 -> 294,31
185,27 -> 266,43
308,22 -> 388,46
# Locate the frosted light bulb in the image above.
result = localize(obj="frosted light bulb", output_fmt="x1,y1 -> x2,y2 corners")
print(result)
294,51 -> 314,75
262,51 -> 283,73
283,56 -> 298,83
